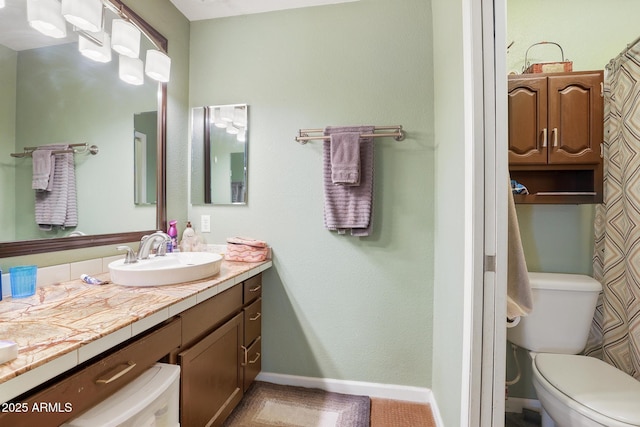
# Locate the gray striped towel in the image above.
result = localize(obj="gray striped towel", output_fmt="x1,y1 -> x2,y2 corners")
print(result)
35,144 -> 78,230
323,126 -> 374,236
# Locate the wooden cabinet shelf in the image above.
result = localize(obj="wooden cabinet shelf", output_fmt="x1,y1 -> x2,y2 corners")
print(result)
508,70 -> 604,204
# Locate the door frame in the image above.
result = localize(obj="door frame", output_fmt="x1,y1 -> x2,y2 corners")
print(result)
465,0 -> 508,425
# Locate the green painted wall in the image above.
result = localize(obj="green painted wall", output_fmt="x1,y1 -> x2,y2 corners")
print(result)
431,0 -> 466,424
0,44 -> 17,241
506,0 -> 640,400
188,0 -> 435,388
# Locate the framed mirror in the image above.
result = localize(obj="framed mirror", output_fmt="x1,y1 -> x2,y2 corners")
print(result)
0,0 -> 167,257
191,104 -> 248,205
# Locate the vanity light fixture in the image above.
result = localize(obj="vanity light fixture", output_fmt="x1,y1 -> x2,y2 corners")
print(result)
111,19 -> 140,58
119,55 -> 144,85
61,0 -> 103,33
212,108 -> 227,128
226,125 -> 239,135
145,50 -> 171,82
79,32 -> 112,63
237,128 -> 246,143
233,106 -> 247,128
27,0 -> 67,39
221,106 -> 234,123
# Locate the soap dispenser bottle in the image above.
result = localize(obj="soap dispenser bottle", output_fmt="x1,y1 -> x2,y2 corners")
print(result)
167,220 -> 178,252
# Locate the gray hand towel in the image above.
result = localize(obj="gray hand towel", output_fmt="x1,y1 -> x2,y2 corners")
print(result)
31,149 -> 55,191
330,131 -> 361,185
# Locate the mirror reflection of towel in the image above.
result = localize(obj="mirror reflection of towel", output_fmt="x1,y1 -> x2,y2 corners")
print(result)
35,145 -> 78,230
32,149 -> 55,191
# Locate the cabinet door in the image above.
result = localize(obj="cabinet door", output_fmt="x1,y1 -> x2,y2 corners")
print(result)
547,72 -> 603,164
508,76 -> 548,165
179,313 -> 243,427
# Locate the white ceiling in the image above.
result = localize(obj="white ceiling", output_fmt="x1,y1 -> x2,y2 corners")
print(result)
169,0 -> 358,21
0,0 -> 76,51
0,0 -> 358,51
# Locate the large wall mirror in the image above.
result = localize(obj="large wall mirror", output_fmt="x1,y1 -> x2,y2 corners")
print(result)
191,104 -> 248,205
0,0 -> 167,257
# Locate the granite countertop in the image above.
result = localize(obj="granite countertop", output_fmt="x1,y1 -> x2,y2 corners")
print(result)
0,259 -> 271,402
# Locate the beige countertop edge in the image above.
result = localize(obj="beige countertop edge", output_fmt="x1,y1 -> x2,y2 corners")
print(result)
0,259 -> 272,403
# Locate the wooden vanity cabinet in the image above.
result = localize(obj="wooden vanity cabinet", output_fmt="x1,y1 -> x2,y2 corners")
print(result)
178,272 -> 263,427
508,71 -> 604,203
0,319 -> 181,427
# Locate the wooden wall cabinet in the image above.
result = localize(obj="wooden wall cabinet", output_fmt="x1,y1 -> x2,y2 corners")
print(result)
508,71 -> 604,204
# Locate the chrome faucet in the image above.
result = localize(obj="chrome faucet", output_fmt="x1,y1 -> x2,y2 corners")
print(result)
137,231 -> 171,260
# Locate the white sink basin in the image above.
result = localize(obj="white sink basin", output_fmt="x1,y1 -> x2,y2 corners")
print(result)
109,252 -> 223,287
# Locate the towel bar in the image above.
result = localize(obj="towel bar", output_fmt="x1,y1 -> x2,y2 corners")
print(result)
295,126 -> 405,144
10,143 -> 99,158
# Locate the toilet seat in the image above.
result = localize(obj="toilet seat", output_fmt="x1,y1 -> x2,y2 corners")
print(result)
534,353 -> 640,426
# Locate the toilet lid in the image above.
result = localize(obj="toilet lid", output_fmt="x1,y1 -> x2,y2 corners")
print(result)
535,353 -> 640,425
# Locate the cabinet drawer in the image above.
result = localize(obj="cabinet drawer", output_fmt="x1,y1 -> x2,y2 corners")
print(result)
181,284 -> 242,347
243,273 -> 262,304
0,319 -> 181,427
243,298 -> 261,346
243,336 -> 261,392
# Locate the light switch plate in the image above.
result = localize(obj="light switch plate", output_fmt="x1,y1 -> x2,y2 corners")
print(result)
201,215 -> 211,233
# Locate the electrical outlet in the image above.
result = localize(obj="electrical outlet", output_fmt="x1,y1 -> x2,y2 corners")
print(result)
201,215 -> 211,233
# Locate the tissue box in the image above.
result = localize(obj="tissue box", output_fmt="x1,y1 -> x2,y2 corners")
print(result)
225,237 -> 269,262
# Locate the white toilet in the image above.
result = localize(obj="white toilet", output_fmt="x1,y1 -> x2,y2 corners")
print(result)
507,272 -> 640,427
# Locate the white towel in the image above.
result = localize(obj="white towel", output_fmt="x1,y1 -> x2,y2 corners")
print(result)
31,149 -> 55,191
35,145 -> 78,230
507,179 -> 532,319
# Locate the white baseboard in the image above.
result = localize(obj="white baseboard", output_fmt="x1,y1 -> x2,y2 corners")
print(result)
504,396 -> 541,413
256,372 -> 444,427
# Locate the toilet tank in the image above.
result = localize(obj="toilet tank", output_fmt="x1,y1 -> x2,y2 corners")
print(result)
507,272 -> 602,354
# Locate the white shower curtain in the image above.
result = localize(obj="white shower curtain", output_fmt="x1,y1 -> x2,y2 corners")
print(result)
584,45 -> 640,380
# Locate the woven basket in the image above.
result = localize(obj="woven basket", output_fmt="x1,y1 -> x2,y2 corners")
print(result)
523,42 -> 572,74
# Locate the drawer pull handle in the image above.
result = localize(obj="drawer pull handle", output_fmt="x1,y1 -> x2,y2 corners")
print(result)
552,128 -> 558,147
241,345 -> 248,366
248,352 -> 261,364
541,128 -> 547,148
250,312 -> 261,321
95,361 -> 137,384
249,285 -> 261,293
